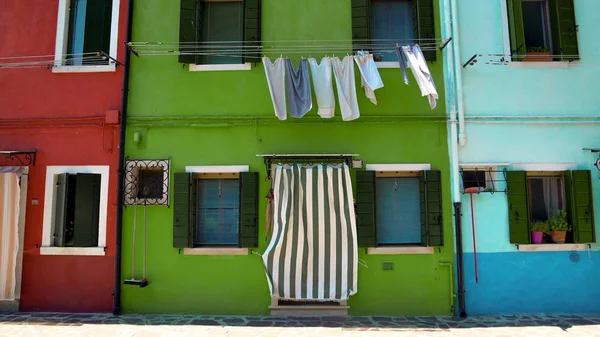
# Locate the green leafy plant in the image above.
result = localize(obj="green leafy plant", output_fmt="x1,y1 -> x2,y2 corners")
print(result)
548,209 -> 571,232
484,187 -> 494,192
526,46 -> 550,52
530,220 -> 549,233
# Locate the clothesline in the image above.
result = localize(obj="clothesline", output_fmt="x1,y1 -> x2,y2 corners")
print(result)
128,38 -> 445,46
0,56 -> 115,69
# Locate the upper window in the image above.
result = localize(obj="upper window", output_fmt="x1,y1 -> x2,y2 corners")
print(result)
507,0 -> 579,61
371,0 -> 414,62
376,176 -> 421,244
178,0 -> 261,65
54,0 -> 120,71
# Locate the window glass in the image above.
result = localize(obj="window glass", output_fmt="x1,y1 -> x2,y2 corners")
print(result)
67,0 -> 112,65
528,177 -> 564,221
462,170 -> 487,190
522,0 -> 550,49
200,1 -> 244,65
376,177 -> 421,244
371,0 -> 414,62
137,169 -> 164,199
196,179 -> 240,246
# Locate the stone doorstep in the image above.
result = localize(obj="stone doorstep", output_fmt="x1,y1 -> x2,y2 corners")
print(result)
268,305 -> 350,317
0,300 -> 19,313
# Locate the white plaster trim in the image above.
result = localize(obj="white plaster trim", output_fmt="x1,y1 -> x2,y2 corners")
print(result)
189,63 -> 252,72
42,166 -> 110,248
183,248 -> 249,256
54,0 -> 121,69
460,163 -> 510,168
366,164 -> 431,172
52,65 -> 116,73
375,62 -> 412,69
40,247 -> 106,256
367,247 -> 434,255
507,61 -> 578,69
512,163 -> 577,171
517,244 -> 589,252
185,165 -> 249,173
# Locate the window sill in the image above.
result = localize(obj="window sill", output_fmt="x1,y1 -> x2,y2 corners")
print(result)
189,63 -> 252,72
40,247 -> 106,256
516,244 -> 590,252
367,246 -> 434,255
52,65 -> 117,73
375,61 -> 407,69
507,61 -> 579,69
183,247 -> 249,256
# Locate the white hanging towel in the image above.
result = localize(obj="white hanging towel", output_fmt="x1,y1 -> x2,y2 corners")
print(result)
354,51 -> 384,105
332,56 -> 360,121
402,45 -> 438,109
263,57 -> 288,120
308,58 -> 336,118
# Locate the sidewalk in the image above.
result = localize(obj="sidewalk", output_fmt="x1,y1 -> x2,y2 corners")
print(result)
1,312 -> 600,336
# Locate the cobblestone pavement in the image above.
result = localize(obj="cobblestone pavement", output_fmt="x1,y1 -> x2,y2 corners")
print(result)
1,312 -> 600,337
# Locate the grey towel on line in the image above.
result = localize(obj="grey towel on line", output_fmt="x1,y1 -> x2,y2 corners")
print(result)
395,46 -> 410,85
284,58 -> 313,118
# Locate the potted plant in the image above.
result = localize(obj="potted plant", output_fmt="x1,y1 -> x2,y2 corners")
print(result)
530,221 -> 548,244
548,210 -> 571,243
524,46 -> 551,62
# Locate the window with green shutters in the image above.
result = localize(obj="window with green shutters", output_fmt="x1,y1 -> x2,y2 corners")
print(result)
351,0 -> 437,62
506,0 -> 579,61
355,170 -> 443,248
507,170 -> 595,244
179,0 -> 262,65
172,172 -> 259,248
66,0 -> 113,65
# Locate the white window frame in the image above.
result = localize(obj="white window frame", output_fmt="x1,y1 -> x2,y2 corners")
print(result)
364,163 -> 434,255
124,160 -> 170,206
182,165 -> 250,255
41,166 -> 109,256
53,0 -> 121,73
189,63 -> 252,72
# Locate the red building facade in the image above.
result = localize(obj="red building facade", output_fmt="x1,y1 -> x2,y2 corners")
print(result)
0,0 -> 128,312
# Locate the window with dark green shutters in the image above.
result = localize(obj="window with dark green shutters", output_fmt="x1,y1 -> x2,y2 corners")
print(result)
507,0 -> 579,61
66,0 -> 113,65
351,0 -> 437,62
178,0 -> 262,65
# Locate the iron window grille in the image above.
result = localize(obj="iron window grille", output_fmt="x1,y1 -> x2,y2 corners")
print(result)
124,159 -> 170,206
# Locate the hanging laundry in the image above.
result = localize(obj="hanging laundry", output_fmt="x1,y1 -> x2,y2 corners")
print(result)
308,58 -> 336,118
263,57 -> 288,120
394,46 -> 410,85
332,56 -> 360,121
284,58 -> 313,118
354,51 -> 384,105
402,45 -> 438,109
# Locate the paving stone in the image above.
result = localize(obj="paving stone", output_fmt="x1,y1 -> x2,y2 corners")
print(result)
189,319 -> 219,326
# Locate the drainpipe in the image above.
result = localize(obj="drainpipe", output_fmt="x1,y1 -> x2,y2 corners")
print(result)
450,0 -> 466,147
113,0 -> 134,316
453,202 -> 467,318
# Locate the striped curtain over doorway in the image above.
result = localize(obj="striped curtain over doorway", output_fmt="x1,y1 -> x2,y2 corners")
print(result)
262,164 -> 358,301
0,173 -> 20,300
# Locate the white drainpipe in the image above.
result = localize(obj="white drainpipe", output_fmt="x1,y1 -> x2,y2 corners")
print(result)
450,0 -> 466,147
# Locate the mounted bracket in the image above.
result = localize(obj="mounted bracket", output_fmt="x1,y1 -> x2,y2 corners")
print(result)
0,151 -> 37,166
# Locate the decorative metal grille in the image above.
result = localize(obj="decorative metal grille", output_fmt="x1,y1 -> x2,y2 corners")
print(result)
124,159 -> 170,206
459,167 -> 507,194
0,151 -> 37,166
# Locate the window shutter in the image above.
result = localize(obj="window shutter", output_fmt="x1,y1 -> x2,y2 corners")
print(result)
84,0 -> 111,64
239,172 -> 259,248
173,172 -> 195,248
72,174 -> 101,247
413,0 -> 436,61
356,171 -> 376,247
53,174 -> 69,247
570,170 -> 595,243
419,171 -> 443,247
506,171 -> 530,244
506,0 -> 526,61
549,0 -> 579,61
244,0 -> 261,63
351,0 -> 371,52
179,0 -> 200,64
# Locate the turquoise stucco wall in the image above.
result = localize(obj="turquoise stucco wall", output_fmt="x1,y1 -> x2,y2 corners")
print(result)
123,0 -> 454,315
453,0 -> 600,314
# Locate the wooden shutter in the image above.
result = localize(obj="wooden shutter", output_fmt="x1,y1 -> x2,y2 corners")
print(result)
570,170 -> 595,243
351,0 -> 371,52
419,171 -> 443,247
173,173 -> 196,248
239,172 -> 259,248
413,0 -> 436,61
549,0 -> 579,61
506,171 -> 530,244
84,0 -> 111,64
72,174 -> 101,247
356,171 -> 376,247
179,0 -> 200,64
53,174 -> 69,247
506,0 -> 526,61
244,0 -> 261,63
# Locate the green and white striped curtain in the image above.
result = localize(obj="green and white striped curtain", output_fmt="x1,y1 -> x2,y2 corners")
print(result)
262,164 -> 358,300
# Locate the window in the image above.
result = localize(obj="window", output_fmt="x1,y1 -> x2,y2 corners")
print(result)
507,0 -> 579,61
461,169 -> 497,192
173,168 -> 258,249
376,176 -> 421,244
138,169 -> 165,199
124,160 -> 170,206
54,0 -> 120,71
506,170 -> 596,245
351,0 -> 437,62
178,0 -> 261,66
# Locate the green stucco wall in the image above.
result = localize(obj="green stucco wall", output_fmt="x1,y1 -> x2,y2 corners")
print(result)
123,0 -> 454,316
